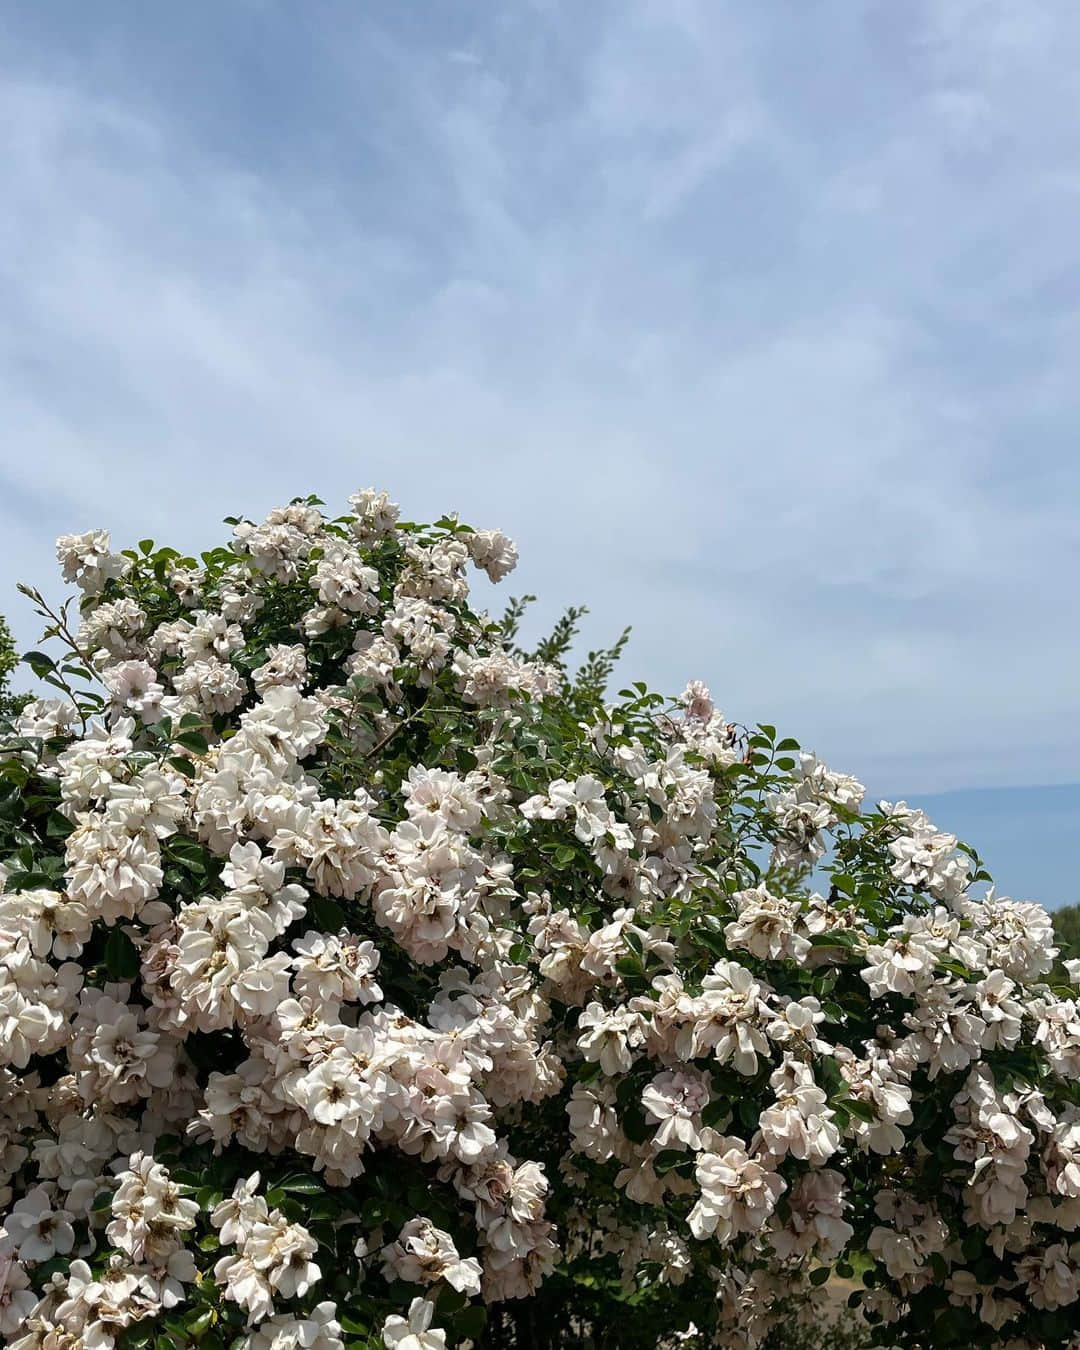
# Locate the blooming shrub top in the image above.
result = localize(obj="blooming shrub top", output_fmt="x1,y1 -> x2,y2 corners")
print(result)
0,489 -> 1078,1350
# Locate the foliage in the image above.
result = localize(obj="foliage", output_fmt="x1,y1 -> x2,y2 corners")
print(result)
1053,904 -> 1080,974
0,610 -> 30,720
761,1302 -> 870,1350
0,492 -> 1078,1350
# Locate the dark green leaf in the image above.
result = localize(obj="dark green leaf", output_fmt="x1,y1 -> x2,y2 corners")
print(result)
105,928 -> 141,981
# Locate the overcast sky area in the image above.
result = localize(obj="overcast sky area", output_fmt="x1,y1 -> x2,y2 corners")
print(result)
1,2 -> 1078,906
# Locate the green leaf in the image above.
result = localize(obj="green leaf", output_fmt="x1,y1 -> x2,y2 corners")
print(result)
455,1305 -> 487,1339
613,956 -> 647,991
309,895 -> 347,931
961,1228 -> 984,1261
736,1096 -> 759,1129
437,1287 -> 468,1314
175,730 -> 210,755
652,1149 -> 691,1175
30,1256 -> 70,1284
3,869 -> 51,890
105,928 -> 141,981
277,1173 -> 325,1195
166,837 -> 211,871
185,1309 -> 214,1335
701,1097 -> 730,1129
338,1312 -> 371,1335
621,1105 -> 650,1144
91,1188 -> 114,1214
45,810 -> 74,839
22,650 -> 56,677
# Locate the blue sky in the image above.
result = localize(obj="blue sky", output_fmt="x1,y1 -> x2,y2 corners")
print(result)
1,2 -> 1078,906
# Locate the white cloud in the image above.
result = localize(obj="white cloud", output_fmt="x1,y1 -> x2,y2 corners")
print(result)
1,0 -> 1079,798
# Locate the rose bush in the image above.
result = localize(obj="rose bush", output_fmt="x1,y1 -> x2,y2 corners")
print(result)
0,488 -> 1078,1350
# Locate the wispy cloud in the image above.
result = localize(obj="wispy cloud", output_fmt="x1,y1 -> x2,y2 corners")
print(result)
1,0 -> 1079,800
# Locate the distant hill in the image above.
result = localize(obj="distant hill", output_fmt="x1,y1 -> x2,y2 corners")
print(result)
892,783 -> 1080,912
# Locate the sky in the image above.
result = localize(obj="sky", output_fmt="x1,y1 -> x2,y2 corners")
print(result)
1,2 -> 1078,906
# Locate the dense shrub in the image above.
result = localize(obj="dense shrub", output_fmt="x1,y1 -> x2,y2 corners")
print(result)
0,612 -> 29,721
0,490 -> 1078,1349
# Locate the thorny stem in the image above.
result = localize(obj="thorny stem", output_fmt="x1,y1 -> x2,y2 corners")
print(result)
362,699 -> 467,761
16,583 -> 96,730
18,583 -> 95,667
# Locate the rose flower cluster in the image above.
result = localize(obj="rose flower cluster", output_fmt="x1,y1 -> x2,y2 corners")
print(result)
0,489 -> 1077,1349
